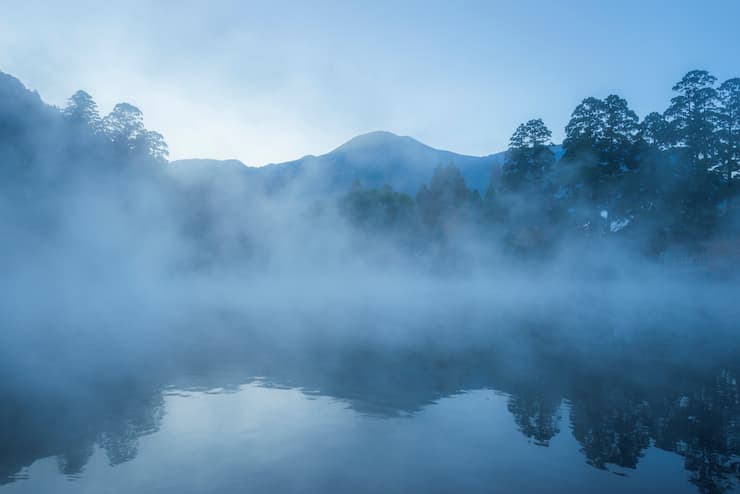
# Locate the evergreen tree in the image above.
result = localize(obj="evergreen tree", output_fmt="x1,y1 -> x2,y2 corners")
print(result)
562,94 -> 640,213
104,103 -> 145,148
63,90 -> 101,132
660,71 -> 723,242
136,130 -> 169,162
602,95 -> 641,171
664,70 -> 720,177
641,112 -> 672,151
501,119 -> 554,191
563,95 -> 639,176
103,103 -> 168,161
416,163 -> 479,230
718,78 -> 740,187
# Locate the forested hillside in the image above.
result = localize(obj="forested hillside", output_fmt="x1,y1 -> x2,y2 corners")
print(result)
341,71 -> 740,259
2,69 -> 738,267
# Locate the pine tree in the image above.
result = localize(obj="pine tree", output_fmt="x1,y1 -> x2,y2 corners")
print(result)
63,90 -> 101,132
641,112 -> 671,151
103,103 -> 168,161
664,70 -> 720,177
718,78 -> 740,187
563,95 -> 639,175
501,119 -> 554,191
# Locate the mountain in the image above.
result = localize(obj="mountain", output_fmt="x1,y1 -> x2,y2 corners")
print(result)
262,131 -> 507,194
0,70 -> 507,197
164,158 -> 258,187
170,131 -> 510,196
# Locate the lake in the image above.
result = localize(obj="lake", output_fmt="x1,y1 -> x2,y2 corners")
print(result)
1,320 -> 739,493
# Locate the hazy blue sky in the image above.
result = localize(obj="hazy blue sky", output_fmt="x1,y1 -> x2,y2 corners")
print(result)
2,0 -> 739,164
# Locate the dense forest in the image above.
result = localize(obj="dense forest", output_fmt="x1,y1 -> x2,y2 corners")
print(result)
342,70 -> 740,261
2,69 -> 739,269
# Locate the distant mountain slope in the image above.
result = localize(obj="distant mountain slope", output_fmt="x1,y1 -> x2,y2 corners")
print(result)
171,131 -> 510,195
164,158 -> 256,187
262,131 -> 507,194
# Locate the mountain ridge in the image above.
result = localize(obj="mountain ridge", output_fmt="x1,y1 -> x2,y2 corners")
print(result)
170,131 -> 514,195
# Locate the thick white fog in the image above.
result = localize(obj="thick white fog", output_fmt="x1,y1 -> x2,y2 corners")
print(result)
2,155 -> 737,389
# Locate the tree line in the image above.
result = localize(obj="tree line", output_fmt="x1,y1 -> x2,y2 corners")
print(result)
0,72 -> 167,191
63,89 -> 169,163
342,70 -> 740,257
3,68 -> 739,262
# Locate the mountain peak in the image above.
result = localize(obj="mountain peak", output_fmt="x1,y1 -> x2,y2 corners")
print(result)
333,131 -> 426,153
173,131 -> 510,195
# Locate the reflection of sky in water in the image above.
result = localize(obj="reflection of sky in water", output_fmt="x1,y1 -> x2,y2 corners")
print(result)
3,384 -> 698,494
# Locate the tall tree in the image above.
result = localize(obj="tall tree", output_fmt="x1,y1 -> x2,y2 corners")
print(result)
562,94 -> 640,213
136,130 -> 169,162
104,102 -> 145,147
103,103 -> 168,161
501,118 -> 554,191
563,95 -> 639,175
641,112 -> 672,151
717,78 -> 740,187
602,94 -> 640,170
659,71 -> 724,241
664,70 -> 719,177
63,90 -> 101,132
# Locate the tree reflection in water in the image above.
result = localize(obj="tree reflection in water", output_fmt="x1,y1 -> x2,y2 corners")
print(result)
1,324 -> 739,493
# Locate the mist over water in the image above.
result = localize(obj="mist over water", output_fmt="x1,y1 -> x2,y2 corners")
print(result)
1,54 -> 740,494
2,171 -> 738,492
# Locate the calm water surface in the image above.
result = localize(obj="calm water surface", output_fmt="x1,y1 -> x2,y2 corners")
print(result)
1,325 -> 739,493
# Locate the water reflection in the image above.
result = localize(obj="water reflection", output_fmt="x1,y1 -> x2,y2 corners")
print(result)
0,379 -> 164,484
1,325 -> 739,493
